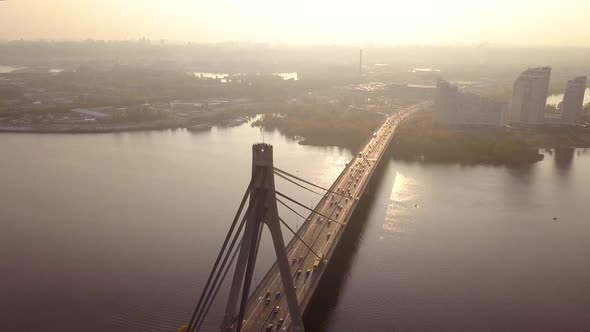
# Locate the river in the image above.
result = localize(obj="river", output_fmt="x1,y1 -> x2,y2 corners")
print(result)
1,123 -> 589,332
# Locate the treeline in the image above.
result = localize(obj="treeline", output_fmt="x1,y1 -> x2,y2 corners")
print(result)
252,105 -> 382,150
390,112 -> 544,165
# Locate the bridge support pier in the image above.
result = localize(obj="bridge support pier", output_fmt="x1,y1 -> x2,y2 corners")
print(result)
222,143 -> 305,332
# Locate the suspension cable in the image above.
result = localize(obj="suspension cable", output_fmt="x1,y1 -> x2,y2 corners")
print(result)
278,217 -> 321,259
274,167 -> 352,198
191,202 -> 251,331
194,238 -> 242,331
192,196 -> 255,331
275,191 -> 346,226
187,172 -> 256,331
274,171 -> 326,197
277,197 -> 346,227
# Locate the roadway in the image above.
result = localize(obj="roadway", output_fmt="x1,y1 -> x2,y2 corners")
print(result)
231,103 -> 429,332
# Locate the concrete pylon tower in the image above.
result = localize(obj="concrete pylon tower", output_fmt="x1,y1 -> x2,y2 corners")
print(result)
222,143 -> 304,332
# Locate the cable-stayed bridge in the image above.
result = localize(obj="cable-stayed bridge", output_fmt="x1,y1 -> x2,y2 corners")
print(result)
183,103 -> 430,332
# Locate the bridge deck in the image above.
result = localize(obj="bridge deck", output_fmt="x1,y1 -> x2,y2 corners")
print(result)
234,103 -> 427,332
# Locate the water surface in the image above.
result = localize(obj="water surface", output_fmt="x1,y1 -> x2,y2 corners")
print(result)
309,148 -> 590,332
1,125 -> 589,332
1,124 -> 349,331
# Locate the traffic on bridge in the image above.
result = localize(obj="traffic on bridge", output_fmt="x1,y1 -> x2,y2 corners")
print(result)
183,103 -> 430,332
232,103 -> 428,332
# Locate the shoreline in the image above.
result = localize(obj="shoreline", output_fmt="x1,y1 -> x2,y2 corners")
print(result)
0,122 -> 183,134
387,112 -> 590,166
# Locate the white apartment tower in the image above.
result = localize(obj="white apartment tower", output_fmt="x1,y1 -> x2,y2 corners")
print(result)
509,67 -> 551,125
561,76 -> 587,125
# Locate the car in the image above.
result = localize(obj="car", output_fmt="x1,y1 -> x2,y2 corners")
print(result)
292,257 -> 297,264
297,269 -> 302,276
278,318 -> 285,326
313,253 -> 324,269
264,298 -> 271,305
327,232 -> 331,238
275,291 -> 280,299
274,306 -> 280,314
299,255 -> 303,261
306,269 -> 311,276
265,290 -> 270,298
266,324 -> 273,332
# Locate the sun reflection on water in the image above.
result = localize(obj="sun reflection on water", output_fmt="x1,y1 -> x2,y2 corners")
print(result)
383,171 -> 418,235
315,154 -> 351,187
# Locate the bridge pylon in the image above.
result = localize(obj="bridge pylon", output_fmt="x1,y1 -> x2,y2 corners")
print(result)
222,143 -> 305,332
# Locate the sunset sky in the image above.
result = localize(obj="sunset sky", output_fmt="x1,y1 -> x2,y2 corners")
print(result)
1,0 -> 589,46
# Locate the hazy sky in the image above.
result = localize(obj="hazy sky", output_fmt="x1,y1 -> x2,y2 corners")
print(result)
1,0 -> 589,46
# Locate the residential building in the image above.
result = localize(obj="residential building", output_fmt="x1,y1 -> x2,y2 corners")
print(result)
561,76 -> 587,125
509,67 -> 551,125
434,80 -> 507,127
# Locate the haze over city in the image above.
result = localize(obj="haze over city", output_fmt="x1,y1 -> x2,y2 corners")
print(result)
1,1 -> 590,332
2,0 -> 590,46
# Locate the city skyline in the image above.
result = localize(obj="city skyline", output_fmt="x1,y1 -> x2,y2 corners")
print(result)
2,0 -> 590,47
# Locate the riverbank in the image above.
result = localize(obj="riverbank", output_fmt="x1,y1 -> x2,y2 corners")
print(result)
0,109 -> 255,134
251,105 -> 383,150
0,119 -> 183,134
389,112 -> 546,165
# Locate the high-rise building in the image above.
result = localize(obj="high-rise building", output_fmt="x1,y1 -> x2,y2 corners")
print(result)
509,67 -> 551,125
359,49 -> 363,77
561,76 -> 587,125
434,80 -> 507,127
434,80 -> 459,125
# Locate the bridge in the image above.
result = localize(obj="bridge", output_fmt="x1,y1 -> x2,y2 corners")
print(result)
183,103 -> 429,332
